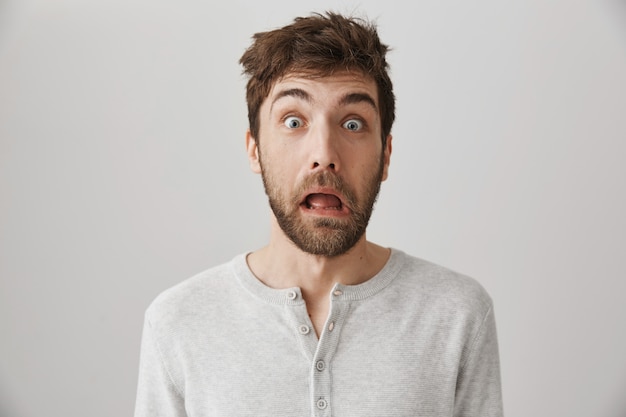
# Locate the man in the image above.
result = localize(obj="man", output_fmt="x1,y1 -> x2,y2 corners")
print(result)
134,11 -> 503,417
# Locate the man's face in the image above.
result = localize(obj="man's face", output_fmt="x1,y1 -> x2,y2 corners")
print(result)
247,71 -> 392,257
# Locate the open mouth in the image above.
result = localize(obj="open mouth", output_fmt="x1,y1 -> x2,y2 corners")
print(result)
303,193 -> 343,210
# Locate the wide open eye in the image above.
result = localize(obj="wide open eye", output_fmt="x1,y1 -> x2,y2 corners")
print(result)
284,116 -> 304,129
343,119 -> 363,131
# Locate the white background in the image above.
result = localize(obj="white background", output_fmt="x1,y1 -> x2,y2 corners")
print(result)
1,0 -> 625,416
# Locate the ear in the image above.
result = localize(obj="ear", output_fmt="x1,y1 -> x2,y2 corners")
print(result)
246,129 -> 262,174
381,134 -> 392,181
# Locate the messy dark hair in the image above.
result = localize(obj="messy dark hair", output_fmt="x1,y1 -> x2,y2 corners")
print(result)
239,11 -> 395,145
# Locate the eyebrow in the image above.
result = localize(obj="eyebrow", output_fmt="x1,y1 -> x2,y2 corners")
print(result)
339,92 -> 378,112
270,88 -> 378,113
270,88 -> 311,112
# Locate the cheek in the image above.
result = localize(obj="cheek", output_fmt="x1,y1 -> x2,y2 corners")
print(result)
353,149 -> 383,173
261,154 -> 299,189
264,145 -> 308,174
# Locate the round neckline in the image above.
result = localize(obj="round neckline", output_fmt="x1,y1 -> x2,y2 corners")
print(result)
232,248 -> 406,305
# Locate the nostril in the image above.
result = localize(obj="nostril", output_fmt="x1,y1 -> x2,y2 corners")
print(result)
311,161 -> 336,169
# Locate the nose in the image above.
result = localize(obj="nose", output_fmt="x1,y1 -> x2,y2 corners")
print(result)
309,123 -> 339,172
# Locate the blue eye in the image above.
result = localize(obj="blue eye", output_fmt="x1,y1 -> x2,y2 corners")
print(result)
343,119 -> 363,131
284,116 -> 303,128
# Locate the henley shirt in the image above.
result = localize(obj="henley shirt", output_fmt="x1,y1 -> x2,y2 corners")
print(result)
134,248 -> 503,417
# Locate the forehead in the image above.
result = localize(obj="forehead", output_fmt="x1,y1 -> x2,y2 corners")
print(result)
265,71 -> 379,109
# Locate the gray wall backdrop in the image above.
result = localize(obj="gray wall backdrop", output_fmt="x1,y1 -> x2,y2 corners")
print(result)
1,0 -> 625,416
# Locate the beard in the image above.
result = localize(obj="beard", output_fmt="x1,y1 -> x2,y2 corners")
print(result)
260,157 -> 384,257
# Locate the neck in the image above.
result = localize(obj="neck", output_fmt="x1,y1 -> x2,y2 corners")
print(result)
246,217 -> 390,297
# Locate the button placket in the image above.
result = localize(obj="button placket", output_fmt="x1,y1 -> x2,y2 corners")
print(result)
282,293 -> 318,363
309,286 -> 353,416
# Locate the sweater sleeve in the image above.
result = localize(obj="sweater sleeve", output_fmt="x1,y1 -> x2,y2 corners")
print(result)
454,305 -> 504,417
134,317 -> 187,417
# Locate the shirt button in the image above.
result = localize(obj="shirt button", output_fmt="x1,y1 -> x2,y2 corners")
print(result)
316,398 -> 327,409
287,290 -> 297,300
333,289 -> 343,296
328,322 -> 335,332
298,325 -> 310,335
315,360 -> 325,371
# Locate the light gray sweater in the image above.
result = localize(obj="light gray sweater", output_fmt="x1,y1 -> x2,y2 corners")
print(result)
134,249 -> 503,416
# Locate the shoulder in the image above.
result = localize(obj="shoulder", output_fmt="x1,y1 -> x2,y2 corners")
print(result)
392,249 -> 494,317
144,255 -> 244,328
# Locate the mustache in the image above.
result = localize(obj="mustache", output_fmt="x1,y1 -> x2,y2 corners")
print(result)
291,171 -> 357,209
